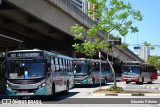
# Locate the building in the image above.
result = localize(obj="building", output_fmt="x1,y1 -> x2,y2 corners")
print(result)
138,46 -> 150,61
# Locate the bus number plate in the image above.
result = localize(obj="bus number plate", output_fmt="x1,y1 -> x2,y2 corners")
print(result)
21,91 -> 28,93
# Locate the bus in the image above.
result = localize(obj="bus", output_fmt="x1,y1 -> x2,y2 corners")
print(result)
73,58 -> 112,85
5,49 -> 74,97
122,61 -> 158,84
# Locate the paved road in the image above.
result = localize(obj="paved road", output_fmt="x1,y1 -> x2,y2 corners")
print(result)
1,77 -> 160,107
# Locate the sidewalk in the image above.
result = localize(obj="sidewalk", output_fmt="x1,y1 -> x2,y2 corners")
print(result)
139,83 -> 160,90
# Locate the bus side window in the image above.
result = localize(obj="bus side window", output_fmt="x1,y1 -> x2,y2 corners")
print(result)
51,57 -> 55,71
66,60 -> 68,72
70,60 -> 73,72
47,56 -> 51,68
67,60 -> 69,72
63,59 -> 67,72
59,58 -> 63,71
68,60 -> 71,72
55,57 -> 59,71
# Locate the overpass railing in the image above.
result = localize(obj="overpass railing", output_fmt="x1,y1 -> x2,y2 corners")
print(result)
46,0 -> 95,28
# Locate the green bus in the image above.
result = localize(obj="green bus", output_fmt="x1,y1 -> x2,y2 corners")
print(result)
5,49 -> 74,98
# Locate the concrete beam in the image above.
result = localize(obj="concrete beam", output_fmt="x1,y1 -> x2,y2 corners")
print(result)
4,0 -> 77,36
0,22 -> 47,41
0,7 -> 69,41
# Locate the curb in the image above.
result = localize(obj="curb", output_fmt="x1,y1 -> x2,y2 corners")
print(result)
91,93 -> 160,96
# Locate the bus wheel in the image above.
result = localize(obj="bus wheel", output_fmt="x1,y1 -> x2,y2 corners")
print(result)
64,81 -> 69,95
147,81 -> 152,84
140,77 -> 144,85
46,83 -> 55,100
126,81 -> 129,84
92,78 -> 95,86
52,83 -> 55,96
104,78 -> 107,85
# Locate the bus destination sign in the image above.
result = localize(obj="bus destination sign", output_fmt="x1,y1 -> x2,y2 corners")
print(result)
7,52 -> 43,58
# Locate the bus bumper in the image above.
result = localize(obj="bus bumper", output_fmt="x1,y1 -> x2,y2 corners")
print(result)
6,87 -> 47,96
122,77 -> 139,82
74,79 -> 88,85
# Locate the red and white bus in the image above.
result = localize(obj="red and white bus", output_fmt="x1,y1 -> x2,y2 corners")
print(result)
122,61 -> 158,84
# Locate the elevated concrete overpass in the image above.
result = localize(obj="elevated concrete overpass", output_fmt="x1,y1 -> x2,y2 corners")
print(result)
0,0 -> 144,63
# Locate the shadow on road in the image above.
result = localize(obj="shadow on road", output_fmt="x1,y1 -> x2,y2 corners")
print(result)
74,83 -> 113,88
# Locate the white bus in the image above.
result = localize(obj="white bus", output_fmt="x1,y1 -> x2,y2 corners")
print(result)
5,49 -> 74,98
73,58 -> 112,85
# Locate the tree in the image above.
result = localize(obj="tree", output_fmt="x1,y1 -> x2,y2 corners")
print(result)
146,55 -> 160,70
71,0 -> 143,88
143,41 -> 160,70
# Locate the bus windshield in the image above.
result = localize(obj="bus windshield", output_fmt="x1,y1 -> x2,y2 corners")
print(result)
74,63 -> 88,73
6,59 -> 46,79
122,66 -> 140,75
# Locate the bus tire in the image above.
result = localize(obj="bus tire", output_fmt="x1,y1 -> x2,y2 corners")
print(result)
47,83 -> 55,100
52,83 -> 55,96
141,77 -> 144,84
92,78 -> 95,86
64,81 -> 69,95
126,81 -> 129,84
104,78 -> 107,85
147,81 -> 152,84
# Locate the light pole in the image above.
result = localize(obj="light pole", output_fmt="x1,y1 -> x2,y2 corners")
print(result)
99,51 -> 102,90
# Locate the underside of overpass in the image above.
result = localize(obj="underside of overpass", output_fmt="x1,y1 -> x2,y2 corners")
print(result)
0,0 -> 76,56
0,0 -> 144,63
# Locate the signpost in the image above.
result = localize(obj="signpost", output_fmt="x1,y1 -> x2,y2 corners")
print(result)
99,51 -> 102,91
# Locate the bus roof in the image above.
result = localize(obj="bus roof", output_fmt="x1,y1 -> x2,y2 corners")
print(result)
7,49 -> 72,60
123,61 -> 141,64
73,58 -> 108,63
7,49 -> 42,53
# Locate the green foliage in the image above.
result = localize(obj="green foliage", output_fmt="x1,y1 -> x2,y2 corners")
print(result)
119,43 -> 128,49
147,55 -> 160,70
143,41 -> 156,50
71,24 -> 84,40
143,41 -> 151,47
73,40 -> 110,57
107,86 -> 123,92
70,0 -> 143,57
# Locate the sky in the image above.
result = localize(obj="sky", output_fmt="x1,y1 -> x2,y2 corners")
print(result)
122,0 -> 160,56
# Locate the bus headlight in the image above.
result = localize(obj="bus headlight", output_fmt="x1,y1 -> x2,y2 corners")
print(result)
42,83 -> 45,87
38,83 -> 46,89
6,84 -> 12,90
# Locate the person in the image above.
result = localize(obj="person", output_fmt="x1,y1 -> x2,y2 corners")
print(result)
129,67 -> 133,74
